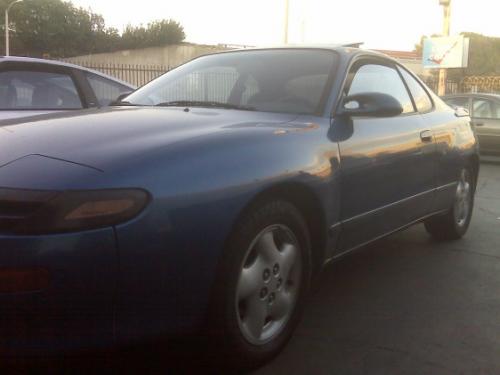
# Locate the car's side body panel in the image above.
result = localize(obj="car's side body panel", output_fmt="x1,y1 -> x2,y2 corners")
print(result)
334,113 -> 437,252
424,108 -> 476,211
331,52 -> 476,255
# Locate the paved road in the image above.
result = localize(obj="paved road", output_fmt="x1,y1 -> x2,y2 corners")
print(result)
5,163 -> 500,375
253,162 -> 500,375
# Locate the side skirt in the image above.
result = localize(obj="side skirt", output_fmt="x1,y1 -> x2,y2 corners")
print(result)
322,208 -> 449,266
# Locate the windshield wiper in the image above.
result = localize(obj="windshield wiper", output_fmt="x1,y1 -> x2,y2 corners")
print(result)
154,100 -> 255,111
110,100 -> 139,107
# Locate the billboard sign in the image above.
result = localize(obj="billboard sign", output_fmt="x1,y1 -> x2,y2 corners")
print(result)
423,36 -> 469,69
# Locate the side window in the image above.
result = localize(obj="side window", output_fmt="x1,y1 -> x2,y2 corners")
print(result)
86,73 -> 131,106
472,98 -> 500,119
0,70 -> 82,110
444,97 -> 470,111
348,64 -> 414,114
398,67 -> 433,112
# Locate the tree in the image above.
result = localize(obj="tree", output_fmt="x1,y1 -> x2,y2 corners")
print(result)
0,0 -> 185,58
120,20 -> 185,50
461,32 -> 500,76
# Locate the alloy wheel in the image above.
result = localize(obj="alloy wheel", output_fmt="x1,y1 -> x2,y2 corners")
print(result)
454,169 -> 472,227
235,224 -> 302,345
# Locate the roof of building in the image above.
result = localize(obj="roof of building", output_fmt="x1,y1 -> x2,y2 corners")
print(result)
374,50 -> 420,60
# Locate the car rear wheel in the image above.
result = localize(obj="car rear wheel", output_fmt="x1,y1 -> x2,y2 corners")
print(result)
208,200 -> 311,369
425,167 -> 475,240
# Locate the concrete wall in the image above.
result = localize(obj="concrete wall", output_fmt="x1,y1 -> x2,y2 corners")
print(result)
65,43 -> 429,82
64,43 -> 229,68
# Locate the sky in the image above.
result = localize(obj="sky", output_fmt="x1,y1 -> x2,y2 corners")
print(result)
71,0 -> 500,51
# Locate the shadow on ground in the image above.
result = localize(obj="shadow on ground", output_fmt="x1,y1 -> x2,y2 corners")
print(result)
2,339 -> 245,375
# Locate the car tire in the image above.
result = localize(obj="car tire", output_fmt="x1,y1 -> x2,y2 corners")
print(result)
207,200 -> 311,370
424,166 -> 475,241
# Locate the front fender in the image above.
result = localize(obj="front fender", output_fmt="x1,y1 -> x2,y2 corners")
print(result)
113,116 -> 340,341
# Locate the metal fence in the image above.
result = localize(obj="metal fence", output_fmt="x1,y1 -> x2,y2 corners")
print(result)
67,61 -> 170,87
423,76 -> 500,95
461,76 -> 500,94
64,60 -> 500,98
423,77 -> 463,95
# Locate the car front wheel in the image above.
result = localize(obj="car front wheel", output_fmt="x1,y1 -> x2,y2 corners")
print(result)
208,200 -> 311,369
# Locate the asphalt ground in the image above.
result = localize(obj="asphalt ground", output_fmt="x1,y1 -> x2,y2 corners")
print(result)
3,161 -> 500,375
253,161 -> 500,375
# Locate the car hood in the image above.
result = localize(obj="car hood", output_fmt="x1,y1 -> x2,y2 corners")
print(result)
0,107 -> 298,171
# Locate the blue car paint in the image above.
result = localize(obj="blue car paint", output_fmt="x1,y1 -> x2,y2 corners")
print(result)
0,106 -> 340,350
0,47 -> 477,354
0,228 -> 117,353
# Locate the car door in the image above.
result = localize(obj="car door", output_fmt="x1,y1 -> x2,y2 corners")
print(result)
471,97 -> 500,155
335,60 -> 436,252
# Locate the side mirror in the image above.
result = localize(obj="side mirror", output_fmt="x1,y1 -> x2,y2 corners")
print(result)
453,106 -> 469,117
110,92 -> 133,106
339,92 -> 403,117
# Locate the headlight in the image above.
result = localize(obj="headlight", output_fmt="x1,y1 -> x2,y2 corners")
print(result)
0,188 -> 150,235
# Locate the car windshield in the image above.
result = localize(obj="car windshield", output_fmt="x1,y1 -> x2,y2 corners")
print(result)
125,49 -> 338,115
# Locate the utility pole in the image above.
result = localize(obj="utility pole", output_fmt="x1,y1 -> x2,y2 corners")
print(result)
5,0 -> 23,56
284,0 -> 289,44
438,0 -> 451,95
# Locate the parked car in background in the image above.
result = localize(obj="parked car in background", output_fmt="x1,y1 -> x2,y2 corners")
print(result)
442,93 -> 500,155
0,57 -> 134,120
0,47 -> 478,369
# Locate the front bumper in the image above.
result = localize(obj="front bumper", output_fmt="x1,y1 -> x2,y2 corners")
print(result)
0,228 -> 117,356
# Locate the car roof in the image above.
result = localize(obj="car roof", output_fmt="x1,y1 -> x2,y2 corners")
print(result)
210,45 -> 398,62
442,93 -> 500,100
0,56 -> 135,89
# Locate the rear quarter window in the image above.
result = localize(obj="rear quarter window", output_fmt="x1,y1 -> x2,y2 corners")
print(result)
398,67 -> 433,113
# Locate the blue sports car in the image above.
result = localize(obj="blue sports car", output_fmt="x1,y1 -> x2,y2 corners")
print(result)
0,47 -> 478,367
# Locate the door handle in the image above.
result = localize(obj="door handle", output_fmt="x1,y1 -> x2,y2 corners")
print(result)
420,130 -> 433,142
472,122 -> 484,127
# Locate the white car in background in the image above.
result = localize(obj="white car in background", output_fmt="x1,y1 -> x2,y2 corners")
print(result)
0,57 -> 134,121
